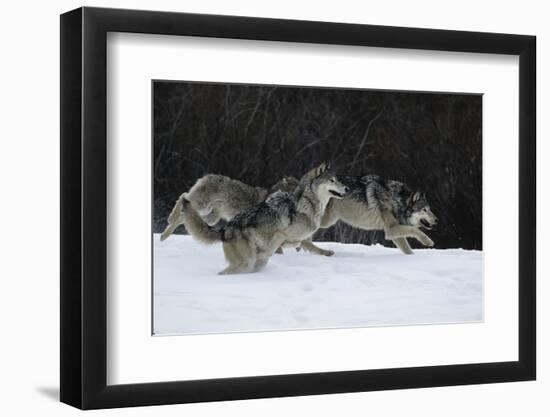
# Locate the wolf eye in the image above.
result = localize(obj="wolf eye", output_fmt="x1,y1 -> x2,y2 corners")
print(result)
330,178 -> 335,182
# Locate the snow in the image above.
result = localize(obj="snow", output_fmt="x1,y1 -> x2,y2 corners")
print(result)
153,234 -> 483,335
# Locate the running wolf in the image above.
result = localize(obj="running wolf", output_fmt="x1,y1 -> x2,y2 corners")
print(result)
160,171 -> 437,256
308,174 -> 438,255
179,163 -> 348,274
159,175 -> 298,241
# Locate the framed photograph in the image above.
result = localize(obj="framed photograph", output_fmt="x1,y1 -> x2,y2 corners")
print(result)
60,6 -> 536,409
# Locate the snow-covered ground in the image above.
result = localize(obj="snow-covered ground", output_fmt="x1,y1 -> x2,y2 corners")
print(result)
153,234 -> 483,335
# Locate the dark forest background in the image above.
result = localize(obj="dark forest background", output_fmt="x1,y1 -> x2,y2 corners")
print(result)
153,81 -> 482,250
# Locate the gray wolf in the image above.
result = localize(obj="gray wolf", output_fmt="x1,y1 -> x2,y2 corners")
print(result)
179,163 -> 348,274
307,174 -> 438,255
161,171 -> 437,257
160,175 -> 299,242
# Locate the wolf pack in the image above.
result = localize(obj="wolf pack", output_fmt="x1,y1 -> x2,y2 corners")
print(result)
160,163 -> 438,275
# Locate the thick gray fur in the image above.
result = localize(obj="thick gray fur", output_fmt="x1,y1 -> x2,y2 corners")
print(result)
160,172 -> 438,259
315,175 -> 438,254
179,163 -> 348,274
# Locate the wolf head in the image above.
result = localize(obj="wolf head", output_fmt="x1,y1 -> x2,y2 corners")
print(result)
404,190 -> 438,230
303,163 -> 348,200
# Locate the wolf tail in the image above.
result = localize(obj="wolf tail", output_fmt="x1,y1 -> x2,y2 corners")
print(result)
160,193 -> 187,241
180,198 -> 222,244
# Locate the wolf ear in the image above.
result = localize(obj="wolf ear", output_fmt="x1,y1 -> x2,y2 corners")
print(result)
314,162 -> 330,177
303,162 -> 330,181
408,190 -> 422,205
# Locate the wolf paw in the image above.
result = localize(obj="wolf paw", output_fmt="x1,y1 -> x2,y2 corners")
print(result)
322,249 -> 335,257
419,235 -> 434,247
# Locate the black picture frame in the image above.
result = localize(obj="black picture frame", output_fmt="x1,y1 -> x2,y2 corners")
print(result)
60,6 -> 536,410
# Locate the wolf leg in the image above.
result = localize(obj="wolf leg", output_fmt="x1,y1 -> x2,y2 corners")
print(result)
219,241 -> 244,275
219,240 -> 257,275
219,259 -> 257,275
392,237 -> 414,254
219,264 -> 249,275
218,264 -> 251,275
166,193 -> 186,224
160,222 -> 181,241
385,225 -> 434,247
161,193 -> 187,240
300,240 -> 335,257
380,210 -> 433,247
411,229 -> 434,247
320,203 -> 339,229
254,257 -> 269,272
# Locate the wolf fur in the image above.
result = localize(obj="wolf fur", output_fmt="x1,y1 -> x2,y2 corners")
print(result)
161,175 -> 263,241
161,171 -> 437,257
179,163 -> 348,274
160,175 -> 301,242
309,175 -> 438,255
